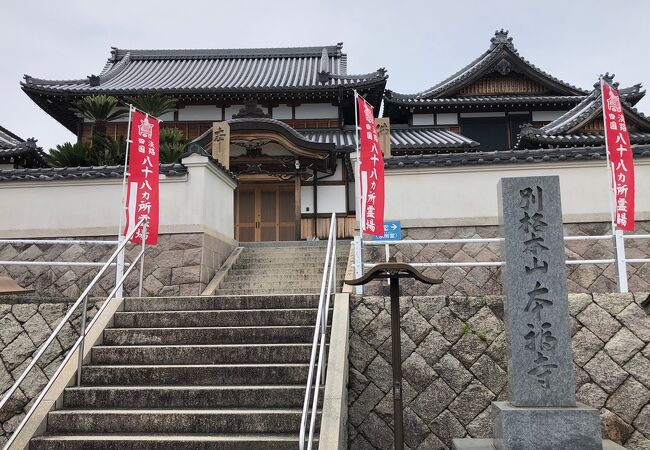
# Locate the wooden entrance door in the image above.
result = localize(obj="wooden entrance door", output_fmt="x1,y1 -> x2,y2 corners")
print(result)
235,185 -> 296,242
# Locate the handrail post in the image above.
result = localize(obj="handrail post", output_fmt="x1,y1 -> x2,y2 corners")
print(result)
354,235 -> 364,295
138,221 -> 148,297
613,229 -> 629,293
75,294 -> 88,387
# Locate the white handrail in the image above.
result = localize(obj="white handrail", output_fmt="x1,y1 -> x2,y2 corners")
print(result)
358,233 -> 650,293
299,213 -> 337,450
0,218 -> 147,415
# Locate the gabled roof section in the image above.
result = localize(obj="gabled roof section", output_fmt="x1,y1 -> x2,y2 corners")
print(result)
386,29 -> 587,103
22,44 -> 387,95
516,76 -> 650,149
0,125 -> 24,147
0,135 -> 50,168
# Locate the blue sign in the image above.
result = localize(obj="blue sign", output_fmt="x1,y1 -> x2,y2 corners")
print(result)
371,221 -> 401,241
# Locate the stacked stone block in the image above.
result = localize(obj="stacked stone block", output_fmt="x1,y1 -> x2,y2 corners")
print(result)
348,293 -> 650,450
364,221 -> 650,296
0,233 -> 234,298
0,298 -> 101,445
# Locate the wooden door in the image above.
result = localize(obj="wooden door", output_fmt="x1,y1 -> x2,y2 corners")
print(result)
235,185 -> 296,242
236,188 -> 257,242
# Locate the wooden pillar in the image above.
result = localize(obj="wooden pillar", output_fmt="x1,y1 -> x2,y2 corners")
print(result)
211,121 -> 230,169
376,118 -> 391,158
295,173 -> 302,240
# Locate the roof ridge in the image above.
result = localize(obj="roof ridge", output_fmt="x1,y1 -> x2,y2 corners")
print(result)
110,44 -> 345,61
387,29 -> 587,100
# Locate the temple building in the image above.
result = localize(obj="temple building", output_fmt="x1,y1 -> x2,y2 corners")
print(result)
13,30 -> 650,243
0,126 -> 48,170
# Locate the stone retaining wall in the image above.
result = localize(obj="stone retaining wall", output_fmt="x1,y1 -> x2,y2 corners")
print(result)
363,221 -> 650,296
0,297 -> 101,445
348,292 -> 650,450
0,232 -> 234,298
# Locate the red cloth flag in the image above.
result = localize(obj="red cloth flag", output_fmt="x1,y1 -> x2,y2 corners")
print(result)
124,110 -> 160,244
357,96 -> 385,236
601,80 -> 635,231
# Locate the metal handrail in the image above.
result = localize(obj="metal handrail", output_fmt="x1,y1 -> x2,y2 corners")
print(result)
299,213 -> 337,450
358,233 -> 650,293
0,218 -> 147,416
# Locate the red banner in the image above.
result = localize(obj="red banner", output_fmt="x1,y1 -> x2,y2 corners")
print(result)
357,96 -> 385,236
602,81 -> 635,231
124,110 -> 160,244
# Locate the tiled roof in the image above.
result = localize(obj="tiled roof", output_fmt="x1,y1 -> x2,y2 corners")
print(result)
0,133 -> 49,168
384,144 -> 650,169
22,44 -> 387,95
515,79 -> 650,149
383,85 -> 645,108
0,163 -> 187,182
386,29 -> 588,102
299,126 -> 479,151
0,125 -> 23,147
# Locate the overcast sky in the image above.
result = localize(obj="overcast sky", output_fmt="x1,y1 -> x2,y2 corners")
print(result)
2,0 -> 649,151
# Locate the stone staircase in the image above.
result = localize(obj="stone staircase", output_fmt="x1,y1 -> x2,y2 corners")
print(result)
29,241 -> 349,449
214,242 -> 349,295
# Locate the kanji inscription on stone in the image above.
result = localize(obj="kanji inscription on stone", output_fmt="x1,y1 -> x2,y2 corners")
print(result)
498,176 -> 576,407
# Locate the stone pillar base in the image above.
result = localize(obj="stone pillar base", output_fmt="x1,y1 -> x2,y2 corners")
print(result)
452,439 -> 626,450
492,401 -> 602,450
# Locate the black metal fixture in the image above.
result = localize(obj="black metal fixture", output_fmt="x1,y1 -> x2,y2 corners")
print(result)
346,263 -> 441,450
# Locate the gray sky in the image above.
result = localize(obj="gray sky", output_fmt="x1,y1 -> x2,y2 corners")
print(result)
2,0 -> 649,151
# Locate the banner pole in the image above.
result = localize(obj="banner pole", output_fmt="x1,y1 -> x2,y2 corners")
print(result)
600,79 -> 628,293
115,105 -> 134,299
353,90 -> 364,294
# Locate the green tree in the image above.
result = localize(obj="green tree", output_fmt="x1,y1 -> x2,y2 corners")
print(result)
91,135 -> 127,166
71,95 -> 126,143
46,142 -> 93,167
125,93 -> 177,118
159,127 -> 188,164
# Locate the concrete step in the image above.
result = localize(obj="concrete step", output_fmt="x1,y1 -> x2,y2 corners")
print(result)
227,267 -> 347,276
46,409 -> 317,434
231,262 -> 348,271
30,434 -> 316,450
80,364 -> 309,386
213,288 -> 325,295
223,275 -> 345,283
218,281 -> 324,290
91,343 -> 314,365
103,325 -> 321,345
125,295 -> 321,311
113,308 -> 323,328
63,385 -> 312,409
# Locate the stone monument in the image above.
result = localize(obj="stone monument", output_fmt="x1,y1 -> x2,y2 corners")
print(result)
453,176 -> 622,450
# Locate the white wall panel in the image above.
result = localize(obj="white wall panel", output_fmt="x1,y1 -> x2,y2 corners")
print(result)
412,114 -> 435,126
300,185 -> 347,214
273,105 -> 293,119
294,103 -> 338,119
532,111 -> 565,122
178,105 -> 221,121
436,113 -> 458,125
224,105 -> 245,120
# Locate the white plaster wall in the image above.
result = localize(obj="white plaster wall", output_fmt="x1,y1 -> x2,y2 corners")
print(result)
294,103 -> 338,119
224,105 -> 245,120
272,105 -> 293,120
532,111 -> 566,122
0,154 -> 237,239
383,160 -> 650,226
178,106 -> 222,121
436,113 -> 458,125
300,185 -> 347,214
412,114 -> 435,126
